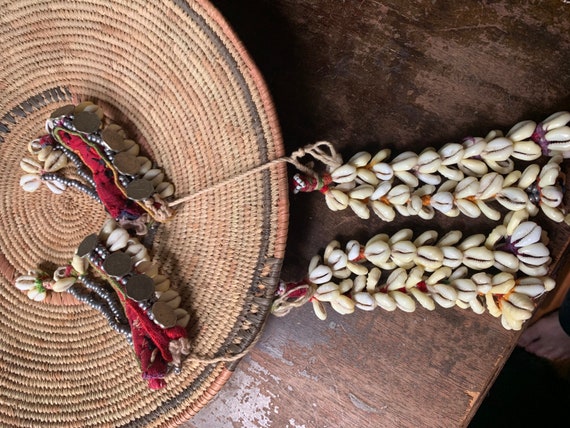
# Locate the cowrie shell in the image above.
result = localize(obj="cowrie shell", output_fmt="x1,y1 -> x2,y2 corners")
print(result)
414,246 -> 444,271
153,275 -> 171,292
367,267 -> 381,292
540,185 -> 563,208
493,251 -> 519,272
348,151 -> 372,167
513,283 -> 545,298
485,293 -> 501,317
507,292 -> 535,312
545,125 -> 570,142
541,111 -> 570,131
353,275 -> 367,293
462,246 -> 494,270
327,248 -> 348,270
389,290 -> 416,312
37,146 -> 53,162
439,143 -> 464,165
325,189 -> 349,211
490,272 -> 516,294
348,199 -> 370,219
123,140 -> 140,156
438,165 -> 464,181
370,149 -> 391,165
481,137 -> 514,161
356,168 -> 380,186
519,263 -> 549,277
374,292 -> 397,311
370,181 -> 391,201
512,140 -> 542,161
430,192 -> 454,214
503,170 -> 521,188
462,137 -> 487,158
28,287 -> 47,302
395,170 -> 419,188
476,200 -> 501,221
417,172 -> 441,186
315,282 -> 340,302
417,149 -> 441,174
44,150 -> 68,172
52,277 -> 76,292
338,279 -> 353,294
312,300 -> 328,320
413,230 -> 438,246
506,120 -> 537,142
333,268 -> 352,279
430,283 -> 457,301
426,267 -> 451,285
347,261 -> 368,275
470,298 -> 486,315
387,184 -> 411,205
431,293 -> 455,308
517,242 -> 550,266
458,234 -> 486,250
454,176 -> 478,199
390,241 -> 416,266
71,254 -> 88,275
45,180 -> 66,195
20,157 -> 42,174
404,266 -> 425,288
386,267 -> 407,291
477,172 -> 503,200
156,182 -> 175,198
517,164 -> 540,190
438,179 -> 458,193
441,246 -> 463,268
348,184 -> 374,200
309,265 -> 333,284
458,158 -> 488,176
449,266 -> 468,281
346,240 -> 361,261
20,174 -> 42,192
324,240 -> 341,261
505,210 -> 529,235
371,162 -> 394,181
501,300 -> 532,321
364,240 -> 391,266
331,295 -> 356,315
453,278 -> 476,292
174,308 -> 190,328
409,288 -> 435,310
353,292 -> 376,311
496,187 -> 529,211
455,199 -> 481,218
389,229 -> 413,244
15,275 -> 38,291
472,272 -> 492,294
158,289 -> 182,308
510,221 -> 542,247
28,139 -> 43,155
485,129 -> 504,141
366,233 -> 389,246
437,230 -> 462,246
331,164 -> 357,183
391,151 -> 418,171
486,158 -> 514,174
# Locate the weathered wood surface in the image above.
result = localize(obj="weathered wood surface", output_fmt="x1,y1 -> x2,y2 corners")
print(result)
184,1 -> 570,427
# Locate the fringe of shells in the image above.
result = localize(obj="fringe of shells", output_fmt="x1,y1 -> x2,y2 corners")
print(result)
292,211 -> 554,331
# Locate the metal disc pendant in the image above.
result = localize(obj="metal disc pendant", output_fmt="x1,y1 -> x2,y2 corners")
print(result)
126,178 -> 155,200
72,111 -> 102,133
50,104 -> 75,119
113,152 -> 140,176
125,274 -> 155,302
102,251 -> 132,277
152,302 -> 176,328
77,233 -> 99,257
101,128 -> 128,152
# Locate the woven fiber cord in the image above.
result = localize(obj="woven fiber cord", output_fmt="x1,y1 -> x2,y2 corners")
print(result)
0,0 -> 288,427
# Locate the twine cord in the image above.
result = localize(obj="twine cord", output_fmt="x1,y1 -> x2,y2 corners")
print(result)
169,141 -> 341,208
271,283 -> 316,318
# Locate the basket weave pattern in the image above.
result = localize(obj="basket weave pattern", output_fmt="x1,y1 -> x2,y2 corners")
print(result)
0,0 -> 288,426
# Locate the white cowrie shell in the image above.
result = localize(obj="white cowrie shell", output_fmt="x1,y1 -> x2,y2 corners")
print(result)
458,234 -> 486,251
477,200 -> 501,221
370,181 -> 392,201
519,263 -> 549,277
493,251 -> 519,273
484,129 -> 504,141
439,143 -> 464,165
455,199 -> 481,218
143,169 -> 165,187
541,111 -> 570,131
137,157 -> 153,175
517,164 -> 540,190
485,293 -> 502,317
513,283 -> 545,298
28,139 -> 43,155
505,210 -> 529,235
510,221 -> 542,247
430,192 -> 454,214
545,125 -> 570,142
394,204 -> 411,217
348,199 -> 370,219
500,300 -> 532,321
312,300 -> 327,320
470,297 -> 486,315
512,140 -> 542,161
158,290 -> 182,308
538,159 -> 561,186
327,248 -> 348,271
438,179 -> 458,193
315,282 -> 340,302
404,266 -> 425,288
45,180 -> 66,195
348,151 -> 372,167
71,254 -> 88,275
37,146 -> 53,162
309,265 -> 333,284
395,170 -> 419,188
496,187 -> 529,211
156,182 -> 175,198
44,150 -> 68,172
347,261 -> 368,276
374,292 -> 397,311
506,120 -> 537,142
336,279 -> 353,294
52,277 -> 76,292
413,230 -> 438,246
462,137 -> 487,157
353,292 -> 376,311
386,268 -> 407,291
331,294 -> 356,315
346,240 -> 361,261
367,267 -> 381,292
332,269 -> 353,281
481,137 -> 514,161
372,162 -> 394,181
390,241 -> 417,266
331,164 -> 357,183
431,293 -> 455,308
390,290 -> 416,312
500,313 -> 518,331
370,149 -> 391,165
366,233 -> 389,246
106,227 -> 129,251
137,261 -> 159,278
458,158 -> 488,176
462,247 -> 494,270
437,230 -> 462,246
441,246 -> 463,268
153,275 -> 171,292
325,189 -> 349,211
449,266 -> 468,281
504,170 -> 522,188
490,272 -> 516,294
174,308 -> 190,328
472,272 -> 492,294
438,165 -> 464,181
20,157 -> 42,173
15,275 -> 38,291
417,149 -> 441,174
20,174 -> 42,192
353,275 -> 367,293
391,151 -> 418,171
356,168 -> 380,186
454,176 -> 478,199
426,267 -> 451,285
324,240 -> 341,261
547,140 -> 570,153
417,172 -> 441,186
477,172 -> 504,200
453,278 -> 476,292
414,246 -> 444,271
123,140 -> 140,156
409,288 -> 435,310
386,184 -> 411,205
349,186 -> 375,202
28,287 -> 47,302
309,255 -> 322,274
486,158 -> 514,174
506,292 -> 535,312
417,205 -> 435,222
540,185 -> 563,208
517,242 -> 550,266
456,290 -> 477,304
99,217 -> 118,241
389,229 -> 414,244
364,240 -> 391,266
407,195 -> 423,215
430,283 -> 457,301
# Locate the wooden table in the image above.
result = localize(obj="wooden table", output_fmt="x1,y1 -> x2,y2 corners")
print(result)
184,1 -> 570,426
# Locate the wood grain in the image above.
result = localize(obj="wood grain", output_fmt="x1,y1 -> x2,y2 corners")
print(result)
183,1 -> 570,427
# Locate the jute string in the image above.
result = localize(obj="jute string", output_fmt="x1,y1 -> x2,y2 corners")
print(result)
169,141 -> 341,208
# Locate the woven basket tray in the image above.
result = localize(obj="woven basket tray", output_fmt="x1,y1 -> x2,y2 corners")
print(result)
0,0 -> 288,426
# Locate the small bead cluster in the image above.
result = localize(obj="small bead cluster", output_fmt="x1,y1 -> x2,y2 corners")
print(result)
293,111 -> 570,224
275,212 -> 554,331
